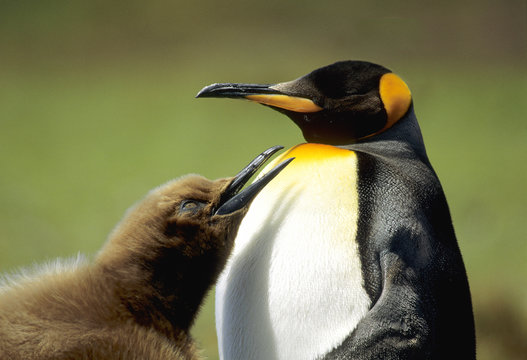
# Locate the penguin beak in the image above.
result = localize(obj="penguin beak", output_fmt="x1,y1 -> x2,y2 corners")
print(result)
196,83 -> 323,113
214,146 -> 293,216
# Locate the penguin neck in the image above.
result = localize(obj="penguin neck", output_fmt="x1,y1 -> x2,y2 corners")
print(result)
352,105 -> 430,163
96,246 -> 214,340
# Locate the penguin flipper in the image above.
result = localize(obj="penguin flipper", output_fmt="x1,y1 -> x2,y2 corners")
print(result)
320,250 -> 431,360
320,232 -> 475,360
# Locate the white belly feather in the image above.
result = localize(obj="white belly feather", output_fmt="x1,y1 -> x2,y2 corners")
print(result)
216,145 -> 370,360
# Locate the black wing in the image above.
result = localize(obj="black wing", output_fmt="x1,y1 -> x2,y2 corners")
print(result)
322,151 -> 475,359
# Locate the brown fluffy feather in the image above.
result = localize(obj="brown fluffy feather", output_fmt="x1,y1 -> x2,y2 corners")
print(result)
0,174 -> 247,359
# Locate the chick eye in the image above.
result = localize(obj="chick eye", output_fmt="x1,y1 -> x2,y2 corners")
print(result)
179,200 -> 205,215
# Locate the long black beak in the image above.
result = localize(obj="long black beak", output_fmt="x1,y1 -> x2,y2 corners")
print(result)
214,146 -> 293,216
196,83 -> 281,99
196,83 -> 323,113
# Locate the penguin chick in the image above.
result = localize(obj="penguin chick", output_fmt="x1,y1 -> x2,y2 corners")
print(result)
0,146 -> 292,360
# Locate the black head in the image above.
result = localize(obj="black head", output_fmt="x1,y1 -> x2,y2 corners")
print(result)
197,60 -> 412,145
97,146 -> 292,334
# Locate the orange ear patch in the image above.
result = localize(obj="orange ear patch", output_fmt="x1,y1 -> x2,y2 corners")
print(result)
379,73 -> 412,129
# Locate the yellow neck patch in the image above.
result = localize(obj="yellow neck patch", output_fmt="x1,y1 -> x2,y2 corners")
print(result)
257,142 -> 357,196
258,143 -> 355,187
245,94 -> 323,113
379,73 -> 412,130
273,143 -> 354,165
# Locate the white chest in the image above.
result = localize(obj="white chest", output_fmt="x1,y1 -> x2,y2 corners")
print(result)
216,145 -> 371,360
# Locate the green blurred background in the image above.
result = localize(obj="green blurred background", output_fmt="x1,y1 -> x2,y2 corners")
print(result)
1,0 -> 526,358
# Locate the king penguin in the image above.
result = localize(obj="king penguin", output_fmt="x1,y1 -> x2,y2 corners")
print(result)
197,61 -> 476,360
0,146 -> 292,360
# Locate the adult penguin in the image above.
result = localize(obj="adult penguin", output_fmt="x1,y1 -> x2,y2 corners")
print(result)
197,61 -> 475,360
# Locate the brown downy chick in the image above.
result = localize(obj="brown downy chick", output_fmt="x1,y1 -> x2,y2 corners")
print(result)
0,146 -> 292,360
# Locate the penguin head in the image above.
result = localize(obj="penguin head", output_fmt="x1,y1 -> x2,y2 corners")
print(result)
197,60 -> 412,145
97,146 -> 292,330
122,145 -> 292,263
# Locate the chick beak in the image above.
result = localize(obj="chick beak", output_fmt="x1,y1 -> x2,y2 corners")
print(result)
196,83 -> 322,113
214,146 -> 293,216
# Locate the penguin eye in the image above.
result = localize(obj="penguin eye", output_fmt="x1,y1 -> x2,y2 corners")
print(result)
179,200 -> 206,215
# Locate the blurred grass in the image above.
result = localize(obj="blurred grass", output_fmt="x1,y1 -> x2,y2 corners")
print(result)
1,1 -> 526,359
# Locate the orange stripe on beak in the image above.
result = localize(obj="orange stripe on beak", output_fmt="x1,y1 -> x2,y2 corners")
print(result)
245,94 -> 323,113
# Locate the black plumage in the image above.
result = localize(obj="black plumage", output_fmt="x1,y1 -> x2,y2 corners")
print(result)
198,61 -> 475,359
